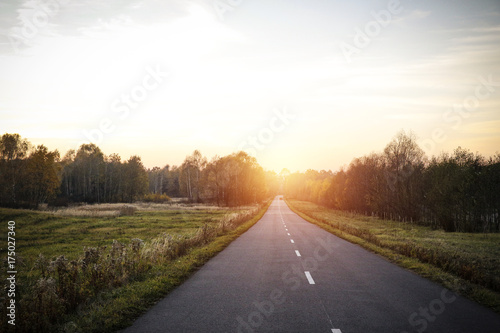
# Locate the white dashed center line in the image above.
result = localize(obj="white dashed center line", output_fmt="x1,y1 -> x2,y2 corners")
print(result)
304,271 -> 315,284
280,199 -> 340,333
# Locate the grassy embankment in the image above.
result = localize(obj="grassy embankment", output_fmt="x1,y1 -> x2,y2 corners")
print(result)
285,199 -> 500,314
0,201 -> 271,332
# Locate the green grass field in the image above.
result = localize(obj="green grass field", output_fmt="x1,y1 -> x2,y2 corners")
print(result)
0,204 -> 239,262
285,199 -> 500,314
0,202 -> 270,332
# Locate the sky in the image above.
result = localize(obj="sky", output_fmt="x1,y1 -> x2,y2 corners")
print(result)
1,0 -> 499,172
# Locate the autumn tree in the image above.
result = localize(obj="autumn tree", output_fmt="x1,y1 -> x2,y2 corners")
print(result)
148,166 -> 164,194
204,155 -> 231,205
204,152 -> 268,206
423,148 -> 498,232
0,134 -> 61,208
164,165 -> 181,197
0,133 -> 30,206
383,130 -> 425,220
103,153 -> 123,202
283,130 -> 499,232
121,156 -> 149,202
24,145 -> 61,207
59,144 -> 149,203
180,150 -> 207,202
60,144 -> 105,202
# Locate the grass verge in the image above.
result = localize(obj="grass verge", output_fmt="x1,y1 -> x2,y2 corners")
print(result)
66,201 -> 271,332
285,199 -> 500,314
0,200 -> 271,332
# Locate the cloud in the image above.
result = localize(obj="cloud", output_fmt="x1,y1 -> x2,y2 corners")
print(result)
393,9 -> 431,25
0,0 -> 206,54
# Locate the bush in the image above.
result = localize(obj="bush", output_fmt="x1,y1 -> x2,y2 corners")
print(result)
142,193 -> 171,203
119,205 -> 137,216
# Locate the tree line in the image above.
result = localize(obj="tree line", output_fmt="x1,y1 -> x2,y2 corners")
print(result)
285,131 -> 500,233
3,131 -> 498,232
0,133 -> 277,208
148,150 -> 279,206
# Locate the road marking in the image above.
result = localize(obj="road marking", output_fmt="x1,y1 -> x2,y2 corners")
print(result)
331,329 -> 342,333
295,250 -> 301,257
285,228 -> 288,231
305,271 -> 315,284
287,233 -> 290,236
290,239 -> 294,243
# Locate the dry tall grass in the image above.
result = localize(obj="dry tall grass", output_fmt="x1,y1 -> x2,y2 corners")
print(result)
47,202 -> 231,217
50,204 -> 137,217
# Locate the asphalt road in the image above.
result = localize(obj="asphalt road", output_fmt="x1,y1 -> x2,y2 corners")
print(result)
121,196 -> 500,333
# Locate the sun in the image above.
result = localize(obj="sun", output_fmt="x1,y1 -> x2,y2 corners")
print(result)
256,148 -> 306,173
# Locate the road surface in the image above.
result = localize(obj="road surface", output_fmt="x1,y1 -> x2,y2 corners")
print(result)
121,196 -> 500,332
